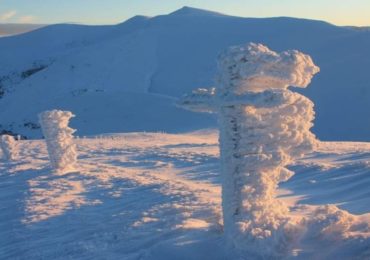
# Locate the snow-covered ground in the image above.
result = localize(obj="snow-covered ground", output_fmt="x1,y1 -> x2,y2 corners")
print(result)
1,131 -> 370,259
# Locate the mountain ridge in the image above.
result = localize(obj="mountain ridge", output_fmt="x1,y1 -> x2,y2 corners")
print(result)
0,7 -> 369,140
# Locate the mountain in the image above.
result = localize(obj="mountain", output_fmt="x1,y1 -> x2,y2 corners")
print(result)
0,23 -> 46,37
0,7 -> 370,140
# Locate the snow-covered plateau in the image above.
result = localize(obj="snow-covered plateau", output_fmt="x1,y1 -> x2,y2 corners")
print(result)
1,131 -> 370,259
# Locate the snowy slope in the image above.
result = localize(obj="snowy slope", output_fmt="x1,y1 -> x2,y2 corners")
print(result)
1,7 -> 370,140
0,90 -> 214,136
1,131 -> 370,259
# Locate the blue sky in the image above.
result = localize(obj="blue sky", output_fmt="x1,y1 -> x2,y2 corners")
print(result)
0,0 -> 369,26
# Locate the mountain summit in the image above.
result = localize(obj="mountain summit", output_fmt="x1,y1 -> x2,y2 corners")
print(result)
0,7 -> 369,140
169,6 -> 225,17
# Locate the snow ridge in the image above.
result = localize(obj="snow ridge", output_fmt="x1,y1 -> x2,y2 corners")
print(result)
1,9 -> 370,140
169,6 -> 225,17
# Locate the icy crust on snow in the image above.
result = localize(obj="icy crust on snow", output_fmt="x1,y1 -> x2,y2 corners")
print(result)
179,43 -> 370,258
217,43 -> 320,94
38,110 -> 77,173
0,134 -> 18,161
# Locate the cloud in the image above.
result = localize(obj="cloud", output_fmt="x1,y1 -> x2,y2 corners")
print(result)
0,10 -> 17,21
18,15 -> 37,23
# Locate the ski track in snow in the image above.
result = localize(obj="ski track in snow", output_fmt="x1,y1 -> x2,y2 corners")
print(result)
1,132 -> 370,259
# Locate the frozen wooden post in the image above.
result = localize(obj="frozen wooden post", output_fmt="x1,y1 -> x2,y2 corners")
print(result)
38,110 -> 78,173
178,43 -> 319,256
0,135 -> 18,161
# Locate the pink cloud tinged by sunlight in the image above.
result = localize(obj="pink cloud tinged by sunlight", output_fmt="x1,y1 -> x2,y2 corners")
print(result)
18,15 -> 37,23
0,10 -> 17,21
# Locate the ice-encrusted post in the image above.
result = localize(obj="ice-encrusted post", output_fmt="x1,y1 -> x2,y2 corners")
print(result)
0,135 -> 18,161
178,43 -> 319,256
38,110 -> 77,173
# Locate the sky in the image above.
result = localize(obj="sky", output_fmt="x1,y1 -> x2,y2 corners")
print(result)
0,0 -> 369,26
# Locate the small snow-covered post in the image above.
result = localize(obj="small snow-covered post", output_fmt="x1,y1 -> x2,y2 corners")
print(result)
178,43 -> 319,256
38,110 -> 77,173
0,135 -> 18,161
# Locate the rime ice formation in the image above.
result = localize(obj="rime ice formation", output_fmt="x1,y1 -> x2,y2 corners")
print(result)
217,43 -> 320,94
0,134 -> 18,161
178,43 -> 320,256
38,110 -> 77,173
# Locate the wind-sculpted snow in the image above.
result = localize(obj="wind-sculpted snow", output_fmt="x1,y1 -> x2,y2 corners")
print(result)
217,43 -> 320,94
38,110 -> 77,173
179,43 -> 370,258
0,134 -> 18,161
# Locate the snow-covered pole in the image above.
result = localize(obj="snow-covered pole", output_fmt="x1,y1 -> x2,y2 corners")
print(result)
38,110 -> 77,173
178,43 -> 319,256
0,135 -> 18,161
